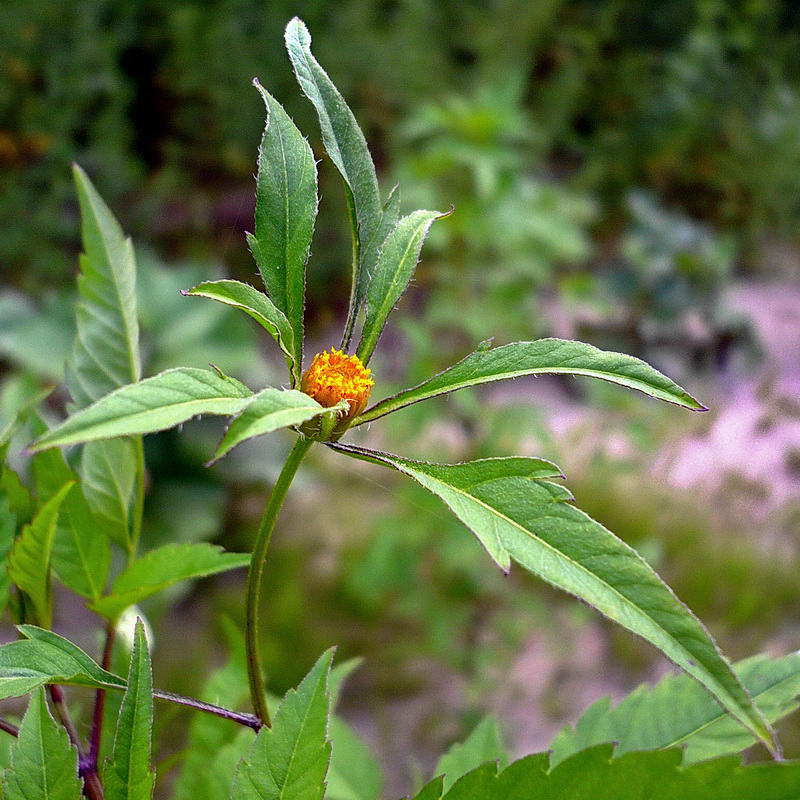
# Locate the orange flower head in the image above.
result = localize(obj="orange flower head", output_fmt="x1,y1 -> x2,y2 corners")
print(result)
301,348 -> 374,424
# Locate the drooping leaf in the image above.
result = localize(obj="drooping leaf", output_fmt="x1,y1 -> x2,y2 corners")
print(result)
9,482 -> 73,627
329,443 -> 774,753
2,689 -> 82,800
29,368 -> 254,451
67,165 -> 140,408
246,81 -> 317,380
104,619 -> 155,800
284,17 -> 383,346
183,280 -> 298,384
213,389 -> 346,462
357,210 -> 441,363
90,543 -> 250,620
231,648 -> 334,800
326,718 -> 382,800
355,338 -> 706,425
0,626 -> 125,700
434,716 -> 506,792
0,495 -> 17,613
551,652 -> 800,766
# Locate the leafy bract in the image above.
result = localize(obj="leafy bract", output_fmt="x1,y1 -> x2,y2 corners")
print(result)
8,482 -> 73,627
30,368 -> 254,451
247,80 -> 317,379
104,619 -> 155,800
357,210 -> 441,363
231,648 -> 334,800
284,17 -> 383,347
434,716 -> 506,792
90,542 -> 250,620
213,389 -> 346,462
330,443 -> 774,753
355,338 -> 706,425
2,689 -> 83,800
184,280 -> 298,384
0,626 -> 125,700
551,651 -> 800,766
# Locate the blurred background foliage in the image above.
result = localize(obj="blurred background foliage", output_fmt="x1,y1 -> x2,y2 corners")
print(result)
2,0 -> 800,794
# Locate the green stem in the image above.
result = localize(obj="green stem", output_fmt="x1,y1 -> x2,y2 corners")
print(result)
246,436 -> 314,726
129,435 -> 146,561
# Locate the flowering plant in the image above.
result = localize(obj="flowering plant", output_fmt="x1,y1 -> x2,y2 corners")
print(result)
1,17 -> 798,800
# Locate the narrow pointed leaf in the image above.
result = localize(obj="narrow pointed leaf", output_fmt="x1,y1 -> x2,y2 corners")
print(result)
213,389 -> 345,462
9,482 -> 73,627
30,368 -> 254,451
285,17 -> 382,343
357,210 -> 441,363
247,81 -> 317,378
2,689 -> 83,800
184,280 -> 299,384
435,716 -> 506,792
104,619 -> 155,800
231,648 -> 334,800
90,543 -> 250,620
355,339 -> 706,425
357,184 -> 401,312
329,443 -> 774,753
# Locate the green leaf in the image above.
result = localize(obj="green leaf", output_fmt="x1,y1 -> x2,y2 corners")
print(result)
9,482 -> 73,627
183,280 -> 299,385
90,543 -> 250,620
0,495 -> 17,613
29,368 -> 254,451
551,652 -> 800,766
247,81 -> 317,380
0,443 -> 32,523
2,689 -> 82,800
329,444 -> 774,753
67,165 -> 140,408
104,619 -> 155,800
357,184 -> 401,318
284,17 -> 382,346
357,210 -> 441,363
326,718 -> 382,800
231,648 -> 334,800
355,338 -> 706,425
409,777 -> 444,800
213,389 -> 345,462
434,716 -> 506,792
0,626 -> 125,700
30,423 -> 111,599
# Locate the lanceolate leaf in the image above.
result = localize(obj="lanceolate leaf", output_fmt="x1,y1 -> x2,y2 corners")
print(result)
284,17 -> 383,345
357,184 -> 401,318
329,443 -> 774,752
183,280 -> 299,385
29,368 -> 254,451
247,81 -> 317,378
550,652 -> 800,766
231,649 -> 334,800
90,543 -> 250,620
104,619 -> 155,800
355,338 -> 706,425
434,716 -> 507,792
2,689 -> 83,800
357,210 -> 441,363
213,389 -> 346,462
9,482 -> 73,627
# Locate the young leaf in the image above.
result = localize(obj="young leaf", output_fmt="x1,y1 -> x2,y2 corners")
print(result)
0,626 -> 125,700
434,716 -> 507,792
354,338 -> 706,425
67,164 -> 140,408
2,689 -> 83,800
550,652 -> 800,766
104,619 -> 155,800
213,389 -> 346,462
284,17 -> 383,346
231,648 -> 334,800
329,443 -> 775,753
357,210 -> 441,363
90,542 -> 250,620
247,81 -> 317,379
183,280 -> 299,385
9,482 -> 73,627
29,367 -> 254,451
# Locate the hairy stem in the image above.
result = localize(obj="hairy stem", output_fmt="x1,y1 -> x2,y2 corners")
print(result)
152,690 -> 261,731
246,436 -> 313,726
